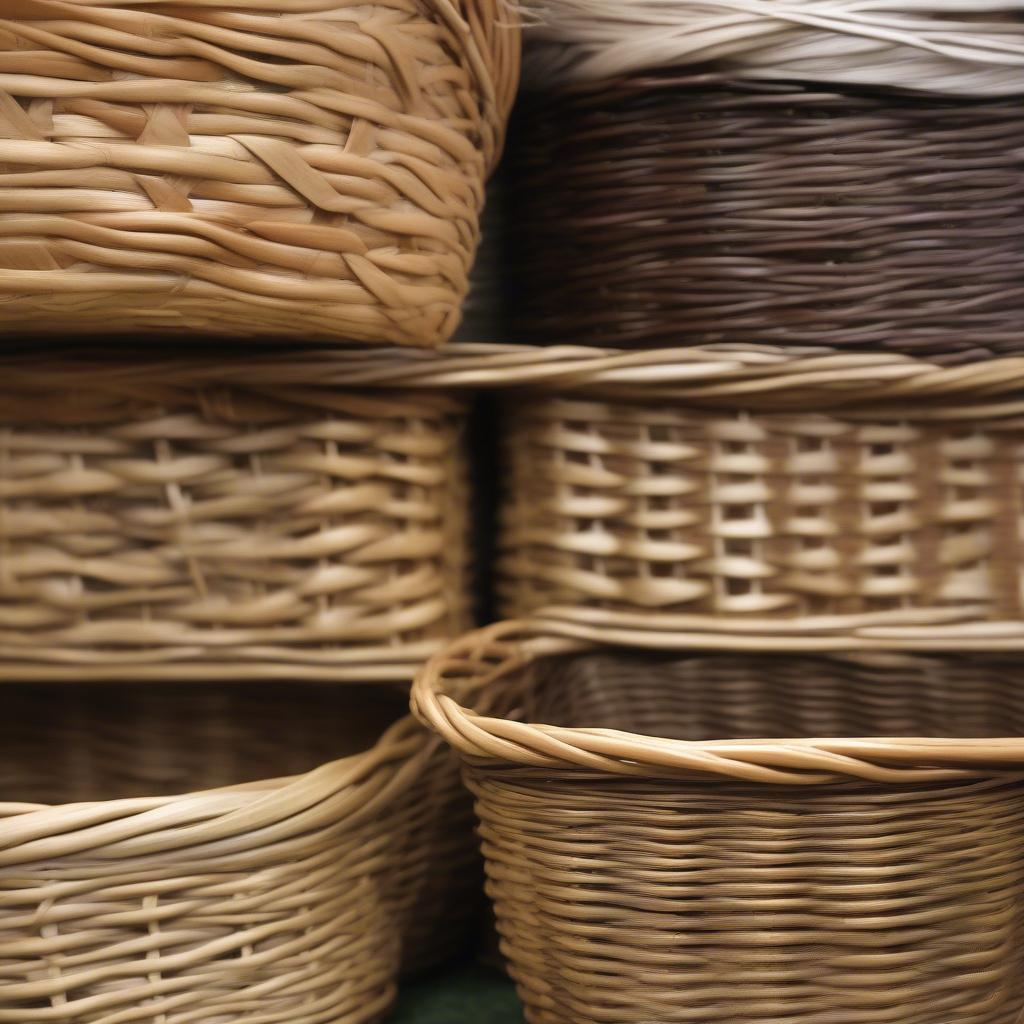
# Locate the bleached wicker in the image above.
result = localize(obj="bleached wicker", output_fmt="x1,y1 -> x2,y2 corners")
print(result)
0,681 -> 477,1023
525,1 -> 1024,96
0,358 -> 471,680
0,0 -> 519,345
413,619 -> 1024,1024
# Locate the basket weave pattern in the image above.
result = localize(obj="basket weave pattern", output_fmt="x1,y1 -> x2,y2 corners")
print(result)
0,380 -> 470,680
0,1 -> 518,345
508,77 -> 1024,360
500,394 -> 1024,635
1,683 -> 477,1024
413,625 -> 1024,1024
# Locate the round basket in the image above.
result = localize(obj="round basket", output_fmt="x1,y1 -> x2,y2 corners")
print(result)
1,681 -> 478,1024
506,74 -> 1024,360
498,349 -> 1024,648
0,1 -> 519,347
413,620 -> 1024,1024
0,359 -> 471,680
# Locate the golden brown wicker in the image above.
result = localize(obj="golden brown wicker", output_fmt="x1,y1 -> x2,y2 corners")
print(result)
413,619 -> 1024,1024
0,361 -> 471,680
1,681 -> 477,1024
0,1 -> 519,346
507,74 -> 1024,361
498,347 -> 1024,648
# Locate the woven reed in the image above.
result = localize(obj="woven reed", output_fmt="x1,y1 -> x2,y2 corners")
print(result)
507,75 -> 1024,360
525,1 -> 1024,96
413,621 -> 1024,1024
0,368 -> 471,680
500,385 -> 1024,647
0,0 -> 519,346
1,681 -> 477,1024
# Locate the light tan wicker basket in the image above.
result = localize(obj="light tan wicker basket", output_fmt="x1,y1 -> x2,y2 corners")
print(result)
0,681 -> 477,1024
413,619 -> 1024,1024
0,1 -> 519,346
498,349 -> 1024,648
0,359 -> 471,680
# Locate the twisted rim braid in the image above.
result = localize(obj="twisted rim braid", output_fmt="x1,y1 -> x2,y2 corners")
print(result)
412,620 -> 1024,782
7,343 -> 1024,412
524,0 -> 1024,95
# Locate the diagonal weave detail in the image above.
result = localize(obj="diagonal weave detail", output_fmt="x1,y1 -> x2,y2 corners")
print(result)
0,0 -> 519,345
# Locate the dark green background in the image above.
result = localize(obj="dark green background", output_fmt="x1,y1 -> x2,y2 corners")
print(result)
388,966 -> 523,1023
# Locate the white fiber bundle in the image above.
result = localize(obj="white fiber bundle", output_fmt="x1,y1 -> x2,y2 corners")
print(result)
524,1 -> 1024,95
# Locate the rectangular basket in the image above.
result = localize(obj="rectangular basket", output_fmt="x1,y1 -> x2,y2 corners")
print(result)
0,1 -> 519,346
413,620 -> 1024,1024
0,360 -> 471,680
499,378 -> 1024,647
0,681 -> 478,1024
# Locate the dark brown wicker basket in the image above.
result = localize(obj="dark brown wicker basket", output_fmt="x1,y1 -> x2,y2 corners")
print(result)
507,74 -> 1024,361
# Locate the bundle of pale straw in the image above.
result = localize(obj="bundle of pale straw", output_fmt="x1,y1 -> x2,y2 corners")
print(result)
524,1 -> 1024,94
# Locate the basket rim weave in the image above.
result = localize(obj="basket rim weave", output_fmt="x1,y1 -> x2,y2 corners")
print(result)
5,344 -> 1024,412
412,619 -> 1024,784
0,713 -> 433,862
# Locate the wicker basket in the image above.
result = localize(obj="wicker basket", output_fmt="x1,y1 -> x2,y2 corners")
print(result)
0,1 -> 519,347
499,364 -> 1024,647
0,360 -> 471,680
0,681 -> 477,1024
506,74 -> 1024,360
413,620 -> 1024,1024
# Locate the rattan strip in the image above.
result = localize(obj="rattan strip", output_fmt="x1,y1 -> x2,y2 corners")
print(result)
0,382 -> 471,681
524,1 -> 1024,95
506,76 -> 1024,361
0,683 -> 477,1024
0,0 -> 519,345
413,620 -> 1024,783
7,344 -> 1024,410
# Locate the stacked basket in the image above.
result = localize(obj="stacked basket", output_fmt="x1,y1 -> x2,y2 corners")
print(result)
409,5 -> 1024,1023
0,3 -> 519,1023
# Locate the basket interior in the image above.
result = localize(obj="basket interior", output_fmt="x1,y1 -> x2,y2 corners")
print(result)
0,683 -> 408,805
521,652 -> 1024,742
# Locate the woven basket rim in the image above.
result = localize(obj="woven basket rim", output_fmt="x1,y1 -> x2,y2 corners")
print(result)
412,618 -> 1024,784
0,713 -> 433,857
4,344 -> 1024,412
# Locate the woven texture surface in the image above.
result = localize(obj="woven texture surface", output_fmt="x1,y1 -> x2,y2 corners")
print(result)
500,391 -> 1024,644
0,374 -> 471,680
0,682 -> 478,1024
0,0 -> 519,346
507,76 -> 1024,361
525,1 -> 1024,95
413,623 -> 1024,1023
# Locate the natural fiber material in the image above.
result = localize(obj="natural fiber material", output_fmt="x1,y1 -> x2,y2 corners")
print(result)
525,1 -> 1024,95
1,681 -> 478,1024
507,75 -> 1024,360
413,621 -> 1024,1024
500,388 -> 1024,645
0,1 -> 519,346
0,369 -> 471,680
